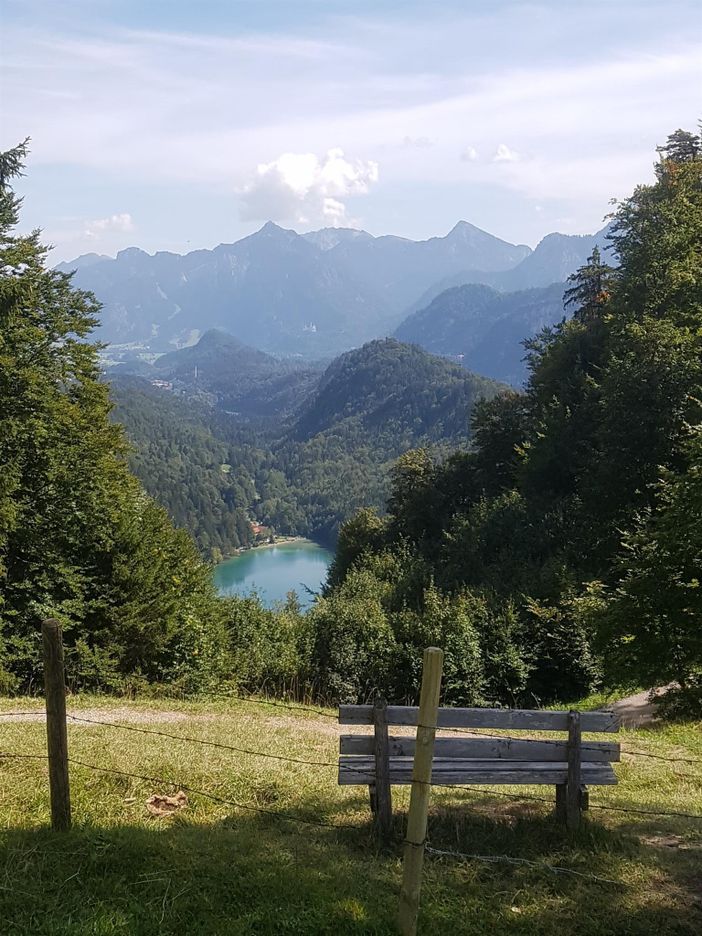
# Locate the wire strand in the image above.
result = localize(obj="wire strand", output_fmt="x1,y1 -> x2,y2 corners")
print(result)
2,750 -> 701,820
3,709 -> 701,764
424,845 -> 627,887
0,752 -> 360,831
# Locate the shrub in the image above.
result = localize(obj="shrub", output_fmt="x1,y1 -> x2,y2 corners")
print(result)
224,593 -> 307,696
308,566 -> 397,702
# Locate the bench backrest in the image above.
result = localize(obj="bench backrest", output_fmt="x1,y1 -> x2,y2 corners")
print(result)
339,704 -> 620,765
339,704 -> 618,732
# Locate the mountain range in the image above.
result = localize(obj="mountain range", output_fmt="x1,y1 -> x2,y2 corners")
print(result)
395,281 -> 567,385
59,220 -> 611,362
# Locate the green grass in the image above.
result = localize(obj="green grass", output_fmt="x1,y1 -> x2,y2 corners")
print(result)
1,695 -> 701,935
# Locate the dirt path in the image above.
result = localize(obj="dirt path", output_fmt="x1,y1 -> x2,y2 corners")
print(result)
1,689 -> 669,730
0,705 -> 222,724
602,687 -> 671,728
0,703 -> 340,732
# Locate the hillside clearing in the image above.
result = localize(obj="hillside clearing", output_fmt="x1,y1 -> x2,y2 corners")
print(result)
1,695 -> 700,935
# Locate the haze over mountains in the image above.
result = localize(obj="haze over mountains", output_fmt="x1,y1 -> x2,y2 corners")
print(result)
111,337 -> 500,551
59,219 -> 612,378
395,282 -> 567,385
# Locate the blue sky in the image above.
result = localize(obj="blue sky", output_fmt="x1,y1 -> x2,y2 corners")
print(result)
2,0 -> 700,260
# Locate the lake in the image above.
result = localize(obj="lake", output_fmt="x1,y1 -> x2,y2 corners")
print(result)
213,540 -> 334,609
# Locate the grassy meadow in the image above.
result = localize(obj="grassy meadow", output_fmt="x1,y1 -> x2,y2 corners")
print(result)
1,694 -> 701,935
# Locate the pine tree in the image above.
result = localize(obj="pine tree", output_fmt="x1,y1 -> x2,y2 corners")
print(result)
563,246 -> 615,323
0,142 -> 228,691
656,127 -> 702,166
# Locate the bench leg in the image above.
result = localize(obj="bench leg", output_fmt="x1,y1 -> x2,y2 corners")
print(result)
556,783 -> 589,825
369,783 -> 377,815
580,784 -> 589,812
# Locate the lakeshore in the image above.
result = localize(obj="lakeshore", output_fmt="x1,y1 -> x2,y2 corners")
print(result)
213,539 -> 334,609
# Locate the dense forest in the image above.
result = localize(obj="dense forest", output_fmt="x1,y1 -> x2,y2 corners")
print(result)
315,128 -> 702,713
110,379 -> 265,560
1,130 -> 700,715
111,339 -> 500,554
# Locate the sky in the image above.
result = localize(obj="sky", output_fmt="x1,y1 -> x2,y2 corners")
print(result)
1,0 -> 700,261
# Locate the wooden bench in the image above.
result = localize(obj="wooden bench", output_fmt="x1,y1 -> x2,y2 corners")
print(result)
338,700 -> 620,831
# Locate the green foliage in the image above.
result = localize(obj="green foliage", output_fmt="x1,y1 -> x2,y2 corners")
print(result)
309,563 -> 397,702
387,586 -> 484,704
310,544 -> 527,706
563,246 -> 614,323
326,507 -> 387,588
0,143 -> 228,694
322,128 -> 702,710
224,592 -> 308,696
594,427 -> 702,707
521,596 -> 601,703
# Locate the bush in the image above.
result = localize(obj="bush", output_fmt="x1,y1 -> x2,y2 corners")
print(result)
309,566 -> 397,702
388,586 -> 484,704
224,593 -> 308,697
521,596 -> 601,704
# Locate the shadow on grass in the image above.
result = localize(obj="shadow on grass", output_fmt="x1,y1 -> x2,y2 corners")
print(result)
1,800 -> 700,935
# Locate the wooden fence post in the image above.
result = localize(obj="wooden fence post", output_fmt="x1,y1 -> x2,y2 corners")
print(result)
398,647 -> 443,936
42,618 -> 71,831
373,696 -> 392,839
566,710 -> 581,831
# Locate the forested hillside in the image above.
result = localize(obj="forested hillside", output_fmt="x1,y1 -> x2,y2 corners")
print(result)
110,378 -> 267,560
111,339 -> 501,553
150,329 -> 322,417
394,281 -> 565,384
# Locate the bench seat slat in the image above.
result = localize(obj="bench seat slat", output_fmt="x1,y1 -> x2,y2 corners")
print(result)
339,735 -> 620,762
338,757 -> 617,786
339,705 -> 618,733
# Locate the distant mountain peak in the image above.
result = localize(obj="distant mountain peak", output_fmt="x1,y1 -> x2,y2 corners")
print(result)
303,227 -> 374,251
197,328 -> 246,349
54,252 -> 110,274
444,220 -> 530,254
447,220 -> 483,236
116,246 -> 149,262
258,220 -> 296,238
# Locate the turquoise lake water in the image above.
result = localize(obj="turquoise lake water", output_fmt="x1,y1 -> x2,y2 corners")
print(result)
213,540 -> 334,609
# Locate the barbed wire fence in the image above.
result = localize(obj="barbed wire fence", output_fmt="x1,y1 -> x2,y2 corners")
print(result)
1,622 -> 701,907
2,705 -> 702,824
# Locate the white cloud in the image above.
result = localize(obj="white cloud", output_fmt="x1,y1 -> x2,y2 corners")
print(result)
403,135 -> 434,148
239,148 -> 379,226
85,212 -> 134,238
2,3 -> 700,254
492,143 -> 520,163
460,146 -> 479,162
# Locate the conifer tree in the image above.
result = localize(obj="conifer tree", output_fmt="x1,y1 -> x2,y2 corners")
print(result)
0,142 -> 228,691
563,246 -> 614,323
